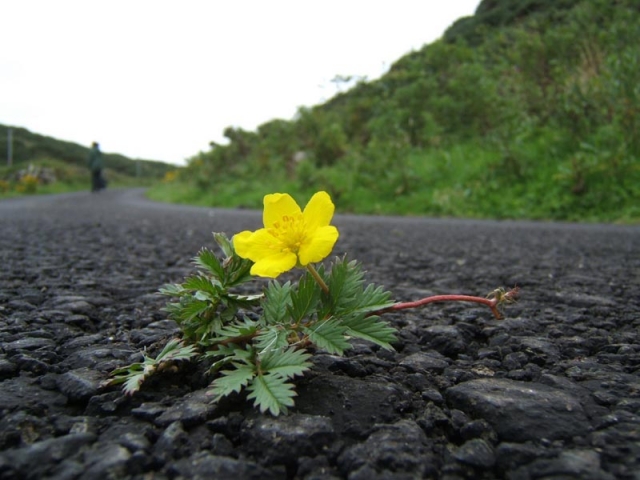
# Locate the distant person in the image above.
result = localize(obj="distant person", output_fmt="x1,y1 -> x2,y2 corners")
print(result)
87,142 -> 106,192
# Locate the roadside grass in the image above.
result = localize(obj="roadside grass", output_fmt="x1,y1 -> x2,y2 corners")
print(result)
146,176 -> 304,210
6,145 -> 636,224
146,137 -> 639,224
0,158 -> 159,200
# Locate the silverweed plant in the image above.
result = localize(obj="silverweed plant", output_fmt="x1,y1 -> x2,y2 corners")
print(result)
105,191 -> 518,415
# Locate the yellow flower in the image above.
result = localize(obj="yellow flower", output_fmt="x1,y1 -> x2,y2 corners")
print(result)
233,191 -> 339,278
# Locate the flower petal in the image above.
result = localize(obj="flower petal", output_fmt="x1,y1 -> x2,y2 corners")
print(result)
302,191 -> 335,232
263,193 -> 301,228
251,251 -> 297,278
233,229 -> 279,262
298,225 -> 339,265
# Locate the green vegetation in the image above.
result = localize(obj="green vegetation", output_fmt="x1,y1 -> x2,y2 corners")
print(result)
0,124 -> 176,197
106,233 -> 397,415
149,0 -> 639,223
105,228 -> 517,415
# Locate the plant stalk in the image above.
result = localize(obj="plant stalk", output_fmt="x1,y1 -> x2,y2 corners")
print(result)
306,264 -> 330,294
374,287 -> 519,320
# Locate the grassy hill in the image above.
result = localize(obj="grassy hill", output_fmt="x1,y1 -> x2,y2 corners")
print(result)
149,0 -> 638,223
0,124 -> 176,196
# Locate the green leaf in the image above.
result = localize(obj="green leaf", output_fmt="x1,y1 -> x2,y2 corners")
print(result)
214,232 -> 235,258
104,339 -> 197,395
255,327 -> 290,354
302,319 -> 351,355
158,283 -> 184,297
155,338 -> 199,362
353,283 -> 395,314
342,315 -> 397,351
259,347 -> 312,379
184,274 -> 222,294
204,343 -> 252,371
262,281 -> 292,325
193,247 -> 225,279
210,364 -> 256,400
247,373 -> 297,416
108,362 -> 144,377
215,317 -> 258,340
177,298 -> 214,322
321,257 -> 394,317
288,270 -> 321,323
123,372 -> 148,395
227,293 -> 263,303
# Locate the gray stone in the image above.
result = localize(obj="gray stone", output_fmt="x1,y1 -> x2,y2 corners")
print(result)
0,411 -> 54,448
154,421 -> 191,461
243,414 -> 335,466
52,300 -> 95,314
399,351 -> 450,373
57,367 -> 105,402
446,378 -> 590,442
154,389 -> 217,427
296,375 -> 410,435
130,401 -> 167,421
81,443 -> 132,479
495,442 -> 545,471
510,448 -> 615,480
517,336 -> 561,364
423,325 -> 469,356
0,355 -> 17,376
0,377 -> 67,413
59,345 -> 133,371
0,432 -> 96,479
170,452 -> 277,479
451,438 -> 496,468
3,337 -> 56,352
338,420 -> 437,479
6,299 -> 37,311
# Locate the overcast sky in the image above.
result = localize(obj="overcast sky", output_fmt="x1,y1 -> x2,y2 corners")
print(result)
1,1 -> 480,165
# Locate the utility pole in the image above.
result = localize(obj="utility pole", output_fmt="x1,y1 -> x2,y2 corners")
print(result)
7,127 -> 13,167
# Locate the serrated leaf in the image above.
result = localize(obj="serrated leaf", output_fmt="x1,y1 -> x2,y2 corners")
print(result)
247,373 -> 297,416
108,363 -> 144,377
184,274 -> 222,294
123,372 -> 148,395
255,327 -> 290,354
210,364 -> 256,400
227,293 -> 263,303
156,339 -> 199,362
158,283 -> 184,296
352,283 -> 394,314
302,319 -> 351,355
104,339 -> 197,396
342,315 -> 397,350
325,258 -> 357,299
213,232 -> 235,258
259,347 -> 312,379
204,343 -> 249,371
288,271 -> 321,323
262,281 -> 292,325
215,318 -> 258,340
193,248 -> 225,279
195,290 -> 214,301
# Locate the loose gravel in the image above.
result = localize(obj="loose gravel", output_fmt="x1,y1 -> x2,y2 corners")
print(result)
1,188 -> 639,480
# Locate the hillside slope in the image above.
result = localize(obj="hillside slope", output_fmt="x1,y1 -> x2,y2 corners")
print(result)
155,0 -> 639,222
0,124 -> 174,179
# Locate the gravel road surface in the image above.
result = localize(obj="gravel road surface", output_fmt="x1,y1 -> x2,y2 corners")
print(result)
1,188 -> 639,479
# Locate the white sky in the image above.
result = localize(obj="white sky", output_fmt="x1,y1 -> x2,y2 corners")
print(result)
1,1 -> 480,165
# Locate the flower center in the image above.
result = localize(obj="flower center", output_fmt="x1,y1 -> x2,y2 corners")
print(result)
269,214 -> 306,253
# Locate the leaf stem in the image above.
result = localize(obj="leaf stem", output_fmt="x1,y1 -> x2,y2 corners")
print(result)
306,264 -> 330,294
374,287 -> 519,320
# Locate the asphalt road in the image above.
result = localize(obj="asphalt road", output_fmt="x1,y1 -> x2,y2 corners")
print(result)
1,188 -> 639,479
